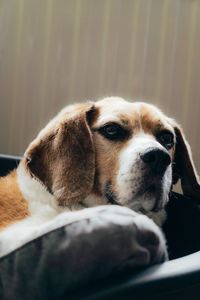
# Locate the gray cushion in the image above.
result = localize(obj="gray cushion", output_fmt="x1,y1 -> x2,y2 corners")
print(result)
0,205 -> 167,300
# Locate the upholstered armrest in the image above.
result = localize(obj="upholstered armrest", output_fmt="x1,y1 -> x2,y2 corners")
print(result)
0,205 -> 167,300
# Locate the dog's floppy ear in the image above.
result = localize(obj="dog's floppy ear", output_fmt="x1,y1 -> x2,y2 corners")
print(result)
23,103 -> 97,207
172,122 -> 200,201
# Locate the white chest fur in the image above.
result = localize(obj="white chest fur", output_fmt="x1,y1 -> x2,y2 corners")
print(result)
0,166 -> 67,257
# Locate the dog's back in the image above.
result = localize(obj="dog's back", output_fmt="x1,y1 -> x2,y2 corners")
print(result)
0,171 -> 29,230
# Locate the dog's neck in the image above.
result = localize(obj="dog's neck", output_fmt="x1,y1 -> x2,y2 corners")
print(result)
0,163 -> 166,230
17,163 -> 167,226
17,163 -> 71,217
17,163 -> 102,215
17,161 -> 107,210
17,163 -> 60,212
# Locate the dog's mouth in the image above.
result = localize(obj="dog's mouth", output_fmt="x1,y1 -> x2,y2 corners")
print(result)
135,180 -> 164,212
104,181 -> 164,212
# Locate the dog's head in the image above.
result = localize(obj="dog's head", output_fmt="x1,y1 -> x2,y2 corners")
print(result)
21,97 -> 200,223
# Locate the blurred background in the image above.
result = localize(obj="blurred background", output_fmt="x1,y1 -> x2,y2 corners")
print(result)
0,0 -> 200,173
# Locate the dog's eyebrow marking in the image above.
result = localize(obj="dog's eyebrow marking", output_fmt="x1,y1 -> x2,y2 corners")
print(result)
137,104 -> 169,135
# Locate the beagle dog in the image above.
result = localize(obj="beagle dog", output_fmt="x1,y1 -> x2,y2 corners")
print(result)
0,97 -> 200,256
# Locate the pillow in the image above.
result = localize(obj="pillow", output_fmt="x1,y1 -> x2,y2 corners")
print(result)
0,205 -> 167,299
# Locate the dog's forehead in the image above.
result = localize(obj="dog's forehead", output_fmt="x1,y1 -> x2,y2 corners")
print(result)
95,97 -> 171,131
96,97 -> 136,121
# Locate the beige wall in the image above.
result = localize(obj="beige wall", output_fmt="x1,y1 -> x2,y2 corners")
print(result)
0,0 -> 200,172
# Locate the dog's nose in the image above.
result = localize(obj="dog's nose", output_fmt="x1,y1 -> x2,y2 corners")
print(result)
140,148 -> 171,174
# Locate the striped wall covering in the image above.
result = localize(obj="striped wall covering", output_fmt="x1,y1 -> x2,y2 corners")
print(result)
0,0 -> 200,174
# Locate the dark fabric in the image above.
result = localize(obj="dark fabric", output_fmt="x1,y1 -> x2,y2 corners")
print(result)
0,155 -> 20,177
164,192 -> 200,259
0,206 -> 167,300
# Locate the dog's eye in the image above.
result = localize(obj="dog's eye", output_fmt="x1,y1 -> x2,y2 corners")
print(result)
157,131 -> 174,149
98,123 -> 128,140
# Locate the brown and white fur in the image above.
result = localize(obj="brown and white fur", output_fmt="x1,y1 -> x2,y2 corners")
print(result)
0,97 -> 200,257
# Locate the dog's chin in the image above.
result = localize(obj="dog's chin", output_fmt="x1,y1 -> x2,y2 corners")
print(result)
137,185 -> 169,226
140,185 -> 163,211
125,184 -> 169,226
104,181 -> 169,226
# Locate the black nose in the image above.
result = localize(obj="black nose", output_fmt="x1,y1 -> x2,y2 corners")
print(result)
140,148 -> 171,174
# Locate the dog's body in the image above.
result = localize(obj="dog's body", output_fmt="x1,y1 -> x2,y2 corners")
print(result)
0,97 -> 200,257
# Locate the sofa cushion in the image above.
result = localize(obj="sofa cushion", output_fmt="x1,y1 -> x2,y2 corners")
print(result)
0,205 -> 167,300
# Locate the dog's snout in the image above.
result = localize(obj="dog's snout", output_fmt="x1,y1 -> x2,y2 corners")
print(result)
140,148 -> 171,174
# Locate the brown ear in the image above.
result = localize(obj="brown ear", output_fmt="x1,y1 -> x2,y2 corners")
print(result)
23,103 -> 96,207
173,124 -> 200,201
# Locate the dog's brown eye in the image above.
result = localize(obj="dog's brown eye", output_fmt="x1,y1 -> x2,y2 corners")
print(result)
157,131 -> 174,150
104,125 -> 118,135
98,123 -> 128,141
